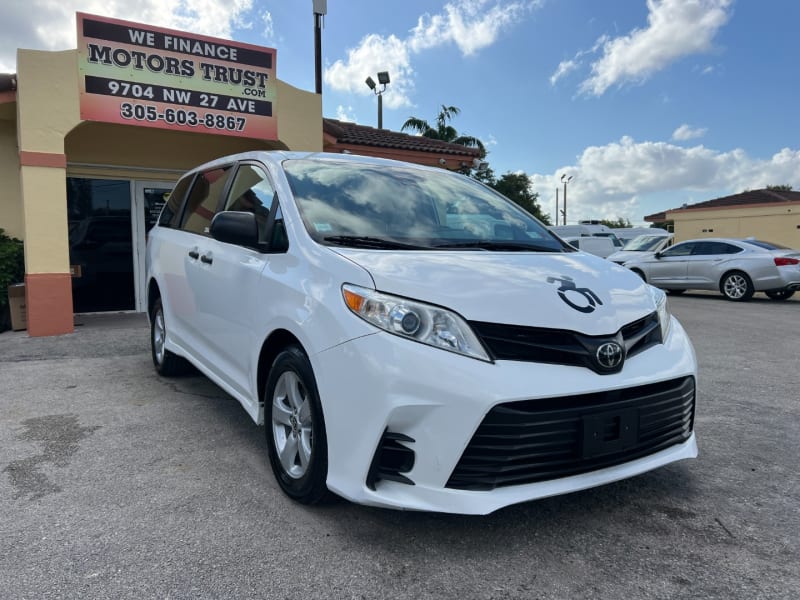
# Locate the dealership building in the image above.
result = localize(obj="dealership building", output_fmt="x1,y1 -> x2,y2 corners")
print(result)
1,13 -> 480,337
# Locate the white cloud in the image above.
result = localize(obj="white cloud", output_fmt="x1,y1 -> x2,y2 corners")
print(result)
0,0 -> 258,72
409,0 -> 531,56
550,59 -> 578,86
335,105 -> 357,122
529,136 -> 800,224
579,0 -> 732,96
324,34 -> 414,109
324,0 -> 536,108
672,124 -> 708,141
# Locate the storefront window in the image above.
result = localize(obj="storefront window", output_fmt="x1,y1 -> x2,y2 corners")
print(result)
67,178 -> 134,312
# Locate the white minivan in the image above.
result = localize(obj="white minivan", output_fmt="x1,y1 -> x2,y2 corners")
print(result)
146,151 -> 698,515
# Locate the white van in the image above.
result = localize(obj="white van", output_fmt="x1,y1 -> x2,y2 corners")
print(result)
562,235 -> 616,258
146,151 -> 698,514
549,224 -> 624,249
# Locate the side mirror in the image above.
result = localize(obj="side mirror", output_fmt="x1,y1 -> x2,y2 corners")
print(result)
654,251 -> 663,259
210,211 -> 259,247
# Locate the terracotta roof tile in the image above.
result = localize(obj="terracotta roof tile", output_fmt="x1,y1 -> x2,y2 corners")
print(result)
323,118 -> 481,157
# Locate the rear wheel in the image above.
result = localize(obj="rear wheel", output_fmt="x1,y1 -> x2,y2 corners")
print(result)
720,271 -> 754,302
150,298 -> 190,376
265,346 -> 329,504
765,289 -> 795,301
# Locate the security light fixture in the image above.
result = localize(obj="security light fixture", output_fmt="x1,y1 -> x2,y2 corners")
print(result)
365,71 -> 390,129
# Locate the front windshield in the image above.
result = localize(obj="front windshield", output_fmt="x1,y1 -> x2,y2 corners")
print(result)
623,235 -> 668,251
282,159 -> 565,251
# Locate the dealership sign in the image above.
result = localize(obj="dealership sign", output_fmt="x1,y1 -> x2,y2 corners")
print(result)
77,13 -> 277,140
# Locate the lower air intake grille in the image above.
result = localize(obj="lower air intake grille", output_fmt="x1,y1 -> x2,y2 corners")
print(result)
446,376 -> 695,491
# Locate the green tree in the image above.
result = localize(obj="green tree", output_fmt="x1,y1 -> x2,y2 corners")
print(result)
598,217 -> 633,228
766,184 -> 793,191
490,172 -> 551,225
401,105 -> 486,157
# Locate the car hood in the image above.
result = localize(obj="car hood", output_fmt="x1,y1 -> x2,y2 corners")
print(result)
332,249 -> 656,335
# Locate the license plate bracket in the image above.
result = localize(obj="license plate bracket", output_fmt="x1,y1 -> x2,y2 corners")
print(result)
582,408 -> 639,458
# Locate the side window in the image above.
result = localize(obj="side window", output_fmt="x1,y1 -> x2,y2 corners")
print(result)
223,164 -> 277,245
159,175 -> 193,228
180,165 -> 234,235
716,243 -> 743,255
690,242 -> 714,256
662,242 -> 695,257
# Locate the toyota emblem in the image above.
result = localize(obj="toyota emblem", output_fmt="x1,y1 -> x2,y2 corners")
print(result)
596,342 -> 624,370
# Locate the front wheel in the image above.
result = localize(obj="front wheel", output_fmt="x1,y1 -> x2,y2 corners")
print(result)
265,346 -> 329,504
720,271 -> 754,302
765,289 -> 795,301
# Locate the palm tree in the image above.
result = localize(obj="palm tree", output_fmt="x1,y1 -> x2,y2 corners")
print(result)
401,105 -> 486,157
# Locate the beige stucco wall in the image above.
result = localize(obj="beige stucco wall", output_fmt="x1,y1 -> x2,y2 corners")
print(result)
670,203 -> 800,247
276,80 -> 322,151
0,119 -> 23,239
16,50 -> 78,275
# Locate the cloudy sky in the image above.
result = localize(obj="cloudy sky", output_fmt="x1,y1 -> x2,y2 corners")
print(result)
2,0 -> 799,224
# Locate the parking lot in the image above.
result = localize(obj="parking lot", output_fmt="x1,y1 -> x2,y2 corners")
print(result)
0,294 -> 798,600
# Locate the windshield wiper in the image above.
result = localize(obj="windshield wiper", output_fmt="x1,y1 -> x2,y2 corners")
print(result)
323,235 -> 430,250
432,240 -> 561,252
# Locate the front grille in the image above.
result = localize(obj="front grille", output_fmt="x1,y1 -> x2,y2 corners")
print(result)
469,312 -> 661,374
446,376 -> 695,491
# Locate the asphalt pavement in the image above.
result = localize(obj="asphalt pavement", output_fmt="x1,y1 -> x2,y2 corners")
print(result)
0,296 -> 798,600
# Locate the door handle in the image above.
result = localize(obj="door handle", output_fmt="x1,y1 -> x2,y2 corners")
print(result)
188,250 -> 199,260
200,254 -> 213,265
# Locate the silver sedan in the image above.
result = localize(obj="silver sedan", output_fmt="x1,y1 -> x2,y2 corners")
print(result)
623,238 -> 800,301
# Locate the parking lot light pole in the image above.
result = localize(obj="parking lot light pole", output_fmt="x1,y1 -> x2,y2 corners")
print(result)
365,71 -> 390,129
561,174 -> 573,225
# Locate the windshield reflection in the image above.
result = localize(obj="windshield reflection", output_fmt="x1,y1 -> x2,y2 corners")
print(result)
282,159 -> 563,251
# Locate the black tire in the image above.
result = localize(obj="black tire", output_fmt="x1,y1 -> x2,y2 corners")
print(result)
150,298 -> 190,376
719,271 -> 754,302
265,346 -> 329,505
667,289 -> 686,295
765,289 -> 795,301
631,269 -> 647,282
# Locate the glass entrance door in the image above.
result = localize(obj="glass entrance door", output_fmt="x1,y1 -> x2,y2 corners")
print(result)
67,178 -> 135,313
132,181 -> 175,312
67,177 -> 175,313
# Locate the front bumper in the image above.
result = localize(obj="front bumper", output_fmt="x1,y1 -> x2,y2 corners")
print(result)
312,317 -> 697,515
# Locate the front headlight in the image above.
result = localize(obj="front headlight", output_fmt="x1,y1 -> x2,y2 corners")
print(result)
341,284 -> 491,362
649,285 -> 672,342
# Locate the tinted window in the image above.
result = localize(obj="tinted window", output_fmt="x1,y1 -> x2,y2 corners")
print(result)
691,241 -> 736,256
179,166 -> 234,235
662,242 -> 695,257
158,175 -> 193,228
223,164 -> 275,244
